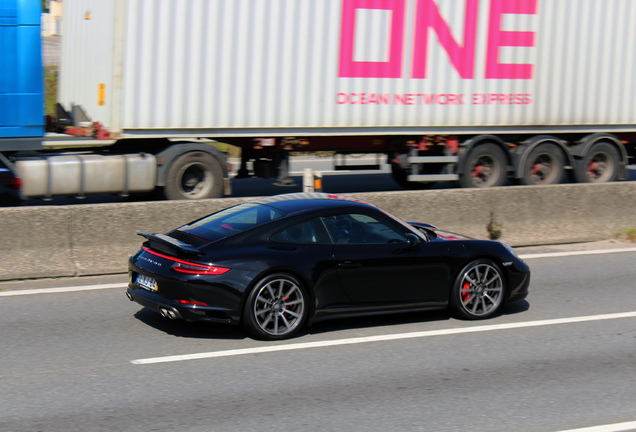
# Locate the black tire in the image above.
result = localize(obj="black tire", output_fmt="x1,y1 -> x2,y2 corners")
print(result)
449,259 -> 506,320
520,143 -> 565,186
574,142 -> 620,183
243,273 -> 309,341
164,152 -> 224,200
459,143 -> 508,188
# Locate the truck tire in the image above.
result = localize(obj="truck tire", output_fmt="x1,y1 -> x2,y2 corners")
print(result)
164,152 -> 224,200
459,143 -> 508,188
520,143 -> 565,185
574,142 -> 620,183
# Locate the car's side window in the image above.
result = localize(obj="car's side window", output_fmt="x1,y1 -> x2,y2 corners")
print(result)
271,218 -> 331,244
323,213 -> 408,244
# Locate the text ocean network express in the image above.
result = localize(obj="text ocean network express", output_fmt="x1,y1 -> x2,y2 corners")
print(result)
335,0 -> 538,106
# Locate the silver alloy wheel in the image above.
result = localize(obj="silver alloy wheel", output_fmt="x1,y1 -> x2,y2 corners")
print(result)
459,263 -> 504,317
253,278 -> 305,336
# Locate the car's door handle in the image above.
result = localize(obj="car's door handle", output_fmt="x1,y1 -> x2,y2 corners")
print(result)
338,261 -> 362,269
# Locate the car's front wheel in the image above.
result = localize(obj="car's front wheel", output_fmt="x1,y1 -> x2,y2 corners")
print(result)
243,273 -> 308,340
450,259 -> 506,320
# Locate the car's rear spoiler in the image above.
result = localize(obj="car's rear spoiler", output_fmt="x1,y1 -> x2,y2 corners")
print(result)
137,232 -> 203,257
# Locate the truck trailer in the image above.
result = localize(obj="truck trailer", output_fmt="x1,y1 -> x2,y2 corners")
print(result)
1,0 -> 636,202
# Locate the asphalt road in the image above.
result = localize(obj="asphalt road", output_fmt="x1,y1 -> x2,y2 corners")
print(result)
1,245 -> 635,431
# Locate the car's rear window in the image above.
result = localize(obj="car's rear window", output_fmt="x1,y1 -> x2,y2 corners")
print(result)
177,203 -> 286,242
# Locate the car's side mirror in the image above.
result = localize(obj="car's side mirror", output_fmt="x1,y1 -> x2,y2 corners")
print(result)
406,233 -> 421,249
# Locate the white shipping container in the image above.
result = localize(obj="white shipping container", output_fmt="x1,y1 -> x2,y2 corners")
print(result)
59,0 -> 636,137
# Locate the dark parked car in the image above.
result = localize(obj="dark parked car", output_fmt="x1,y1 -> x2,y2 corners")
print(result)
127,193 -> 530,340
0,153 -> 24,206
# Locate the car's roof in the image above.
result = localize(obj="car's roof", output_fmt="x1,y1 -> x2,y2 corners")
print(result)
252,193 -> 376,214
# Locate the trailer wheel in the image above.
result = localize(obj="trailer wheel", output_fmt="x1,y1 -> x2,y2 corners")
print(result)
164,152 -> 224,200
459,143 -> 507,188
575,142 -> 620,183
520,143 -> 565,185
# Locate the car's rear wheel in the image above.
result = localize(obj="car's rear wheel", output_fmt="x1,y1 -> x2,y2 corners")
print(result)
243,273 -> 308,340
450,259 -> 506,320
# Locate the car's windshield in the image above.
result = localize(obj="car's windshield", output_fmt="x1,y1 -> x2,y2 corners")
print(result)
177,203 -> 287,242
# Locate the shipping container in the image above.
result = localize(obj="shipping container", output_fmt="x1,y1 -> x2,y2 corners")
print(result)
59,0 -> 636,136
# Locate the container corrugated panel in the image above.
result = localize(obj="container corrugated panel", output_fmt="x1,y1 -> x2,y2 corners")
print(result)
0,0 -> 44,138
59,0 -> 636,136
58,0 -> 115,129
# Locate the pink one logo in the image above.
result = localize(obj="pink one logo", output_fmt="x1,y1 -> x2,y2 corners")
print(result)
338,0 -> 538,80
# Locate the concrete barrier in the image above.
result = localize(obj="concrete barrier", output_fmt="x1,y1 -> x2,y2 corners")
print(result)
1,182 -> 635,281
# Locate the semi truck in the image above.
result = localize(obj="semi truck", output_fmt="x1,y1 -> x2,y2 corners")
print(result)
2,0 -> 636,203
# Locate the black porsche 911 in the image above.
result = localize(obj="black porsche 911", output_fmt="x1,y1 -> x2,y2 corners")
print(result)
127,193 -> 530,340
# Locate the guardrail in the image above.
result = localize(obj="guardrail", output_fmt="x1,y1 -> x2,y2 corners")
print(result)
1,182 -> 635,281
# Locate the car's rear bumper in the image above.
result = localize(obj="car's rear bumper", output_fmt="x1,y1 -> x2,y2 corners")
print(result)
126,285 -> 239,325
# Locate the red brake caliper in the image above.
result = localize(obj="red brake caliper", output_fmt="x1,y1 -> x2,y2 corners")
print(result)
462,281 -> 471,302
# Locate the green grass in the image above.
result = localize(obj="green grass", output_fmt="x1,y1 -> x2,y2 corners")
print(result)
44,65 -> 58,118
212,142 -> 241,158
613,227 -> 636,243
486,212 -> 502,240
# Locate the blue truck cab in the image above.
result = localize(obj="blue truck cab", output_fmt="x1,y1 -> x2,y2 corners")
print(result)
0,0 -> 44,150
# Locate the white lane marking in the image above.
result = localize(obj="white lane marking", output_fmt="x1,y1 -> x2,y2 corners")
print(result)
555,420 -> 636,432
0,283 -> 128,297
131,311 -> 636,365
519,247 -> 636,260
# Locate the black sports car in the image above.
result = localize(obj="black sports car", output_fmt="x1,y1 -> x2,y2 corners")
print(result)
127,193 -> 530,340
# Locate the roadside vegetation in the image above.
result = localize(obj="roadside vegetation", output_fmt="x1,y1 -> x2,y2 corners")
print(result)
486,212 -> 502,240
613,227 -> 636,242
44,65 -> 58,118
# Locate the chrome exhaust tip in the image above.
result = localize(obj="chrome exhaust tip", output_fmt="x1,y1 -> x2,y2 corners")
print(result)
126,291 -> 134,301
166,310 -> 178,319
159,308 -> 169,318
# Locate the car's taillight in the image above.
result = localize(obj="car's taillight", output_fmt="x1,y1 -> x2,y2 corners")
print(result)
172,262 -> 230,275
141,246 -> 230,276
